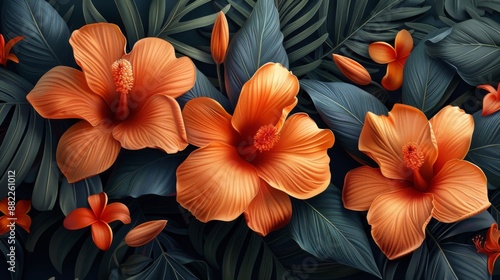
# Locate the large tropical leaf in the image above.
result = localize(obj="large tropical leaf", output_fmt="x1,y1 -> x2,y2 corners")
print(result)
426,18 -> 500,86
59,175 -> 103,216
300,80 -> 388,165
289,185 -> 381,278
466,111 -> 500,187
224,0 -> 289,107
1,0 -> 74,84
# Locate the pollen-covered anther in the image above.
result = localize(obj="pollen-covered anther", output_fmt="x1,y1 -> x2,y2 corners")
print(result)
253,124 -> 280,152
402,142 -> 424,170
111,59 -> 134,95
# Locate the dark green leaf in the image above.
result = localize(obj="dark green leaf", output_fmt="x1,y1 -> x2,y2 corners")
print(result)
443,0 -> 486,20
59,175 -> 103,216
1,0 -> 74,83
115,0 -> 145,47
402,29 -> 456,117
25,211 -> 63,252
82,0 -> 107,24
289,185 -> 381,278
426,18 -> 500,86
49,226 -> 86,273
300,80 -> 388,165
148,0 -> 166,36
466,111 -> 500,187
75,236 -> 101,279
224,0 -> 289,106
428,211 -> 495,241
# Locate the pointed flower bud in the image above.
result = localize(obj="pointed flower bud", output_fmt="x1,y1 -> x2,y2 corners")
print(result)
211,11 -> 229,64
332,54 -> 371,85
125,220 -> 168,247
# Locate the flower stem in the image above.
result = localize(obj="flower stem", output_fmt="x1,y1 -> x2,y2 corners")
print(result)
217,63 -> 225,94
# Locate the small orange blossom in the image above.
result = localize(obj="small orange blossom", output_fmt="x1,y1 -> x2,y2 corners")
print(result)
0,198 -> 31,234
478,83 -> 500,116
332,54 -> 371,85
474,223 -> 500,275
0,34 -> 24,67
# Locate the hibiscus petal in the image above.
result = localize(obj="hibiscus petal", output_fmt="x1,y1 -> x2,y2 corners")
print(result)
368,42 -> 396,64
430,159 -> 489,223
359,104 -> 437,180
91,221 -> 113,250
101,202 -> 131,224
69,23 -> 126,106
63,208 -> 96,230
125,38 -> 195,101
482,91 -> 500,117
26,66 -> 109,126
57,121 -> 121,183
367,188 -> 434,260
254,114 -> 334,199
381,61 -> 404,91
112,95 -> 188,153
343,166 -> 405,211
244,181 -> 292,236
231,63 -> 299,138
182,97 -> 239,147
125,220 -> 168,247
394,29 -> 413,59
88,192 -> 108,219
429,106 -> 473,172
16,214 -> 31,233
176,142 -> 260,222
15,200 -> 31,214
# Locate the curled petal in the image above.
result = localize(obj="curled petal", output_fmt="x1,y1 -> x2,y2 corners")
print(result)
394,29 -> 413,59
211,11 -> 229,64
244,181 -> 292,236
368,42 -> 396,64
4,36 -> 24,56
88,192 -> 108,219
101,202 -> 131,225
480,85 -> 500,116
125,220 -> 168,247
254,114 -> 334,199
430,159 -> 489,223
176,142 -> 260,222
15,200 -> 31,214
381,61 -> 404,91
182,97 -> 239,147
332,54 -> 371,85
343,166 -> 405,211
367,188 -> 434,260
57,121 -> 121,183
16,215 -> 31,233
112,95 -> 188,153
63,208 -> 96,230
91,221 -> 113,251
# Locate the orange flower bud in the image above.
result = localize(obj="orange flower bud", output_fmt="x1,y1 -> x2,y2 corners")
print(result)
211,11 -> 229,64
125,220 -> 167,247
332,54 -> 371,85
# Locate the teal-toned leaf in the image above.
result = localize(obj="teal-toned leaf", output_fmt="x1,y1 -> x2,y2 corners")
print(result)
177,68 -> 232,112
428,211 -> 495,241
75,236 -> 101,280
466,111 -> 500,187
402,29 -> 456,117
105,149 -> 185,199
289,185 -> 381,278
426,243 -> 489,280
59,175 -> 103,216
25,211 -> 64,252
477,0 -> 500,13
82,0 -> 107,24
426,18 -> 500,86
224,0 -> 289,106
164,36 -> 214,64
148,0 -> 166,36
121,255 -> 153,276
123,252 -> 199,280
1,0 -> 74,84
300,80 -> 388,164
49,226 -> 86,273
443,0 -> 486,20
489,188 -> 500,223
115,0 -> 145,47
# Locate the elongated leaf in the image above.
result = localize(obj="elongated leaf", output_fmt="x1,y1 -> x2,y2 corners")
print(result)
466,111 -> 500,187
428,211 -> 495,241
59,175 -> 103,216
148,0 -> 166,36
443,0 -> 486,20
75,237 -> 101,280
82,0 -> 107,24
300,80 -> 388,165
25,211 -> 63,252
177,68 -> 232,112
224,0 -> 289,106
115,0 -> 145,47
426,18 -> 500,86
49,226 -> 86,273
105,149 -> 185,199
402,29 -> 456,117
289,185 -> 381,278
1,0 -> 74,83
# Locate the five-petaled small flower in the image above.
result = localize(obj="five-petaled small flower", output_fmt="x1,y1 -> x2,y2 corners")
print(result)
0,198 -> 31,235
474,223 -> 500,275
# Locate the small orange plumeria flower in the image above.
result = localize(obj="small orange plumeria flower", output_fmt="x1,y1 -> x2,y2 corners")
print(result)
211,11 -> 229,64
0,34 -> 24,67
63,192 -> 131,251
0,198 -> 31,234
332,54 -> 371,85
473,223 -> 500,275
368,29 -> 413,91
478,83 -> 500,116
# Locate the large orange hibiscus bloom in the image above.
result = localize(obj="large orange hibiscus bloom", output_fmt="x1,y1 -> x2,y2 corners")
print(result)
177,63 -> 335,236
27,23 -> 195,183
343,104 -> 490,259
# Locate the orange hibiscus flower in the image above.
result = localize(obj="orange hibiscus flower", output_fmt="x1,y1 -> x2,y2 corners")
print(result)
0,198 -> 31,234
343,104 -> 490,259
177,63 -> 335,236
368,29 -> 413,91
63,192 -> 131,250
27,23 -> 195,183
474,223 -> 500,275
478,83 -> 500,116
0,34 -> 24,66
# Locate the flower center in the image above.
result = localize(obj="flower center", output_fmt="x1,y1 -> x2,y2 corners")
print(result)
111,59 -> 134,121
402,142 -> 424,170
253,124 -> 280,152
